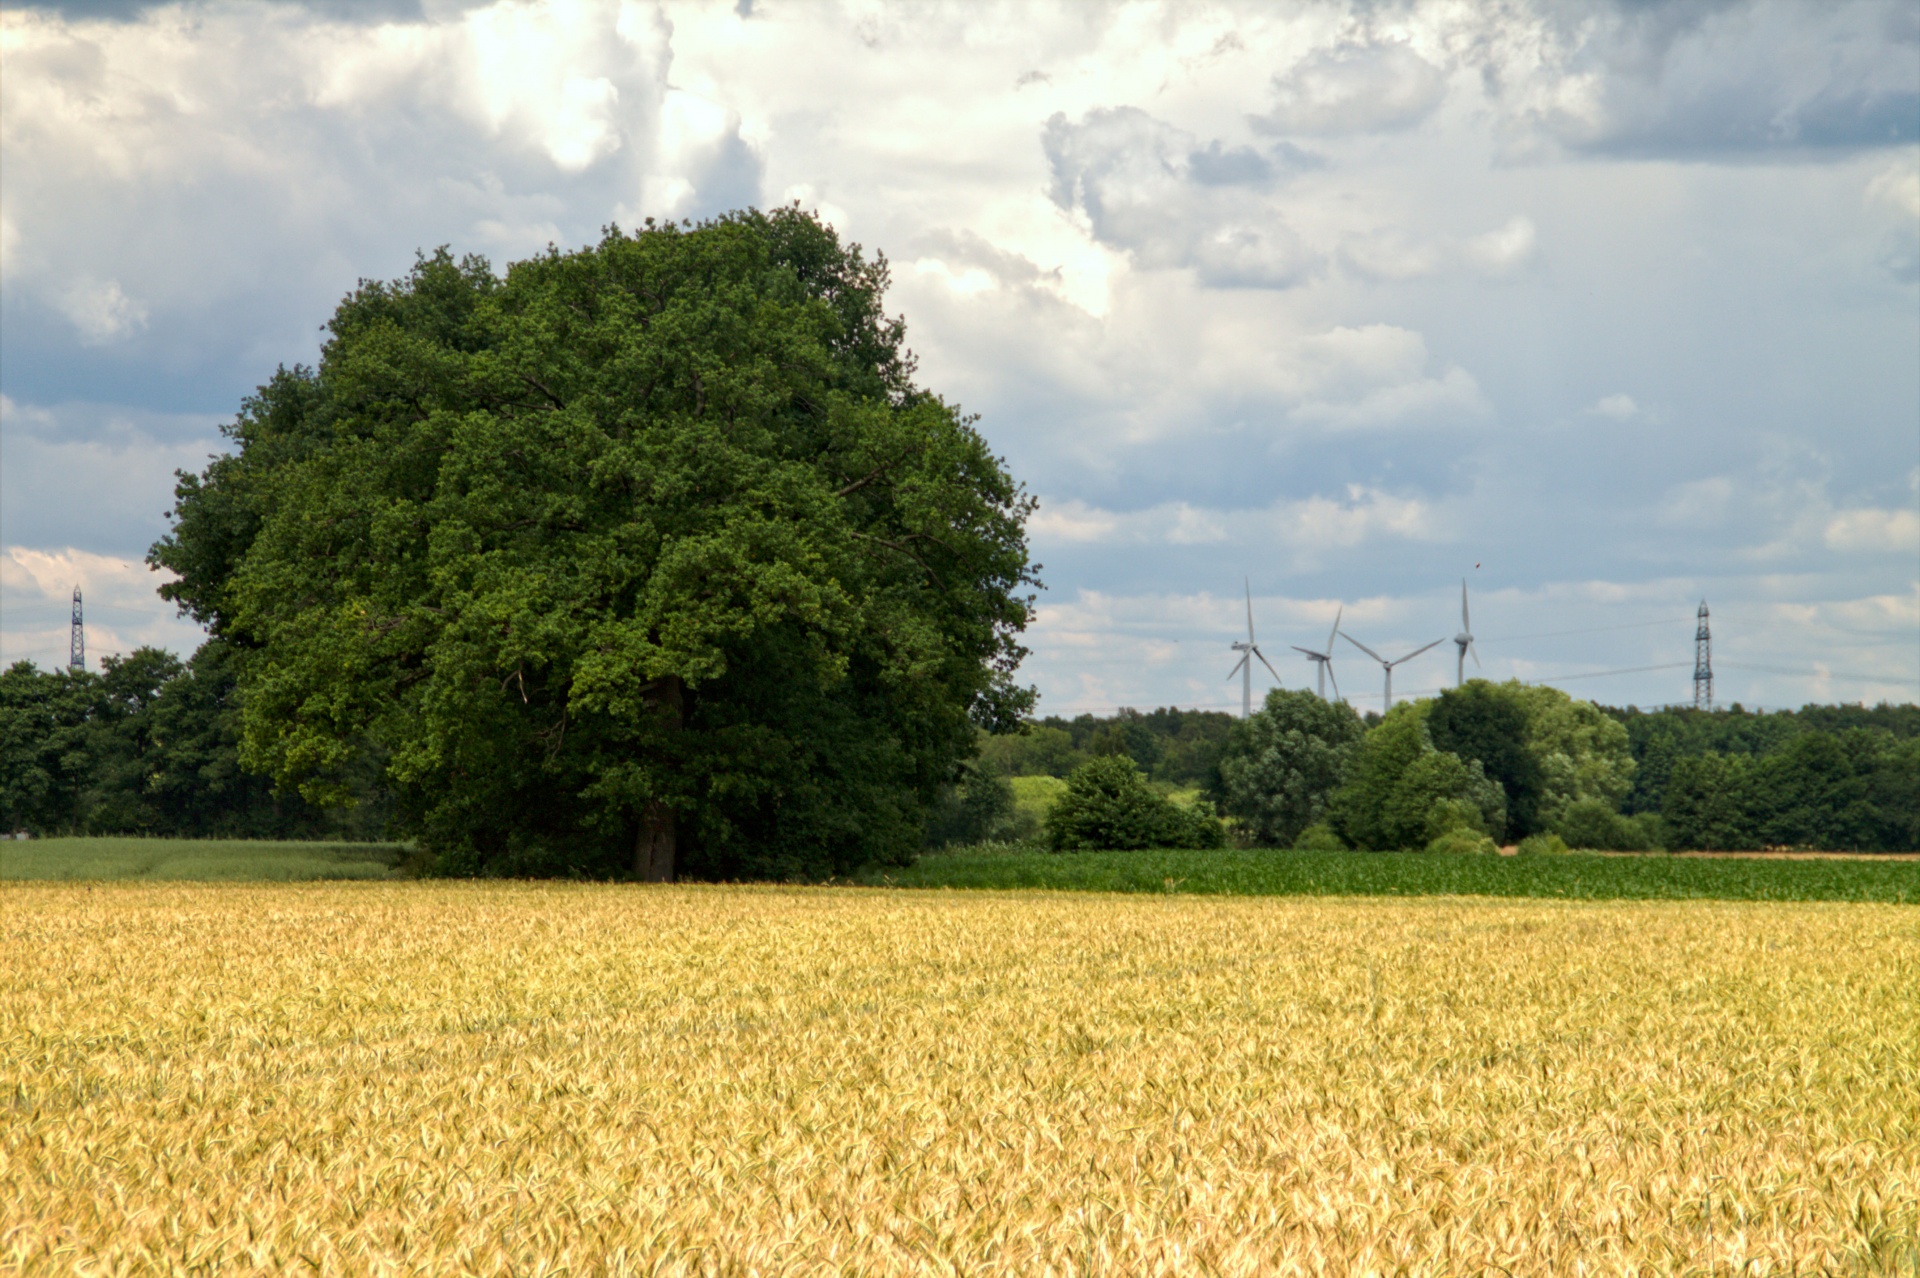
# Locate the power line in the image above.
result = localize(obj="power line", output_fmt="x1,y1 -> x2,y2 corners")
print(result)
1477,616 -> 1692,644
1532,662 -> 1694,684
1718,660 -> 1920,686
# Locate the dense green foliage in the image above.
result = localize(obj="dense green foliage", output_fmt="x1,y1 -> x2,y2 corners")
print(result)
922,764 -> 1026,847
1607,701 -> 1917,811
1426,681 -> 1544,835
1326,703 -> 1507,850
0,646 -> 382,839
978,706 -> 1236,786
1216,689 -> 1364,846
1659,731 -> 1918,852
148,209 -> 1036,880
1045,755 -> 1224,851
0,837 -> 406,881
1014,688 -> 1915,853
875,845 -> 1920,902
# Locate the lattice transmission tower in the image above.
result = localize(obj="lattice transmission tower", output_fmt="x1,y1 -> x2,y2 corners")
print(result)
1692,599 -> 1712,711
69,587 -> 85,673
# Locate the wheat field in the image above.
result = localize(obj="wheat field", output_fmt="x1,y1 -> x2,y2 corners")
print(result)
3,884 -> 1916,1276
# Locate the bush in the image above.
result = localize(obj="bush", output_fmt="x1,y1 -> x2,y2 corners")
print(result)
1516,833 -> 1571,856
1629,812 -> 1667,852
1427,827 -> 1499,855
1292,821 -> 1347,851
1552,798 -> 1650,851
1046,756 -> 1223,851
1170,797 -> 1228,849
1424,796 -> 1490,843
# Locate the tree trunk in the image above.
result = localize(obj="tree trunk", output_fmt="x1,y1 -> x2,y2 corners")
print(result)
637,799 -> 675,882
635,675 -> 684,882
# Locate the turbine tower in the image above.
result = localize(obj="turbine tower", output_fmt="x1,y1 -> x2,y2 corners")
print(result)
1341,630 -> 1444,713
69,586 -> 85,673
1693,600 -> 1712,711
1453,579 -> 1480,687
1226,580 -> 1283,718
1290,605 -> 1344,703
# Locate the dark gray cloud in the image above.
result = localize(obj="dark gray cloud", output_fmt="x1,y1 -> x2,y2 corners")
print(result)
1043,107 -> 1322,289
1526,0 -> 1919,157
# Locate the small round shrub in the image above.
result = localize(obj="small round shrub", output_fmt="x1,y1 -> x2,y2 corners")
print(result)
1427,827 -> 1499,855
1292,821 -> 1347,851
1516,832 -> 1571,856
1552,798 -> 1648,851
1046,756 -> 1222,851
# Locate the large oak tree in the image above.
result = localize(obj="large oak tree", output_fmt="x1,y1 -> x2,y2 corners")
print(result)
152,209 -> 1037,879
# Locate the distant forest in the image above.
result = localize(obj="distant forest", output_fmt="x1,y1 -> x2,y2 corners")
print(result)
965,696 -> 1920,853
4,644 -> 1915,853
1,644 -> 389,842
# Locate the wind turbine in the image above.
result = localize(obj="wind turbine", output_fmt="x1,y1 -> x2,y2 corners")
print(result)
1291,605 -> 1345,703
1341,629 -> 1445,713
1227,580 -> 1284,718
1453,579 -> 1480,687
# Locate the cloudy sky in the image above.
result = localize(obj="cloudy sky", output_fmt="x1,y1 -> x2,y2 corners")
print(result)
3,0 -> 1916,715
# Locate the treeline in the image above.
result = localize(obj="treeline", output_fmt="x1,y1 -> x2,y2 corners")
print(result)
0,644 -> 388,840
940,686 -> 1917,853
980,706 -> 1238,787
1608,702 -> 1919,851
9,640 -> 1912,857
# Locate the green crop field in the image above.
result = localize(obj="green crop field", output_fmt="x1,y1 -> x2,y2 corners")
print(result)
0,837 -> 409,883
867,845 -> 1920,904
7,838 -> 1919,903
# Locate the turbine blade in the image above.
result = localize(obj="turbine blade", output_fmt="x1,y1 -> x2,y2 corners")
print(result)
1326,605 -> 1342,657
1341,632 -> 1386,664
1470,640 -> 1482,669
1393,637 -> 1446,665
1256,648 -> 1284,682
1245,578 -> 1255,644
1290,645 -> 1322,658
1326,662 -> 1341,703
1461,579 -> 1470,631
1226,655 -> 1248,680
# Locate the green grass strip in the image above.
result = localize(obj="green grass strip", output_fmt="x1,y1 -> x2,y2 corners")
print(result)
0,837 -> 409,883
865,847 -> 1920,903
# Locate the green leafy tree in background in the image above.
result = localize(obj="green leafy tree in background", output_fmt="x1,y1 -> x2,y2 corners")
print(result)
1426,680 -> 1545,837
923,764 -> 1021,847
0,646 -> 372,839
1660,729 -> 1918,852
1217,688 -> 1364,847
1326,703 -> 1506,850
0,662 -> 94,833
1509,684 -> 1635,829
974,724 -> 1084,778
1046,755 -> 1223,851
1033,706 -> 1234,787
1662,753 -> 1760,850
150,209 -> 1037,880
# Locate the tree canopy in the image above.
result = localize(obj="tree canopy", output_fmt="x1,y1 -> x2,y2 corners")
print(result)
1044,755 -> 1224,852
1217,688 -> 1363,847
150,209 -> 1037,879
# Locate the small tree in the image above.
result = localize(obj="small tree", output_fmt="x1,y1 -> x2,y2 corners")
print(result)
1046,756 -> 1222,851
